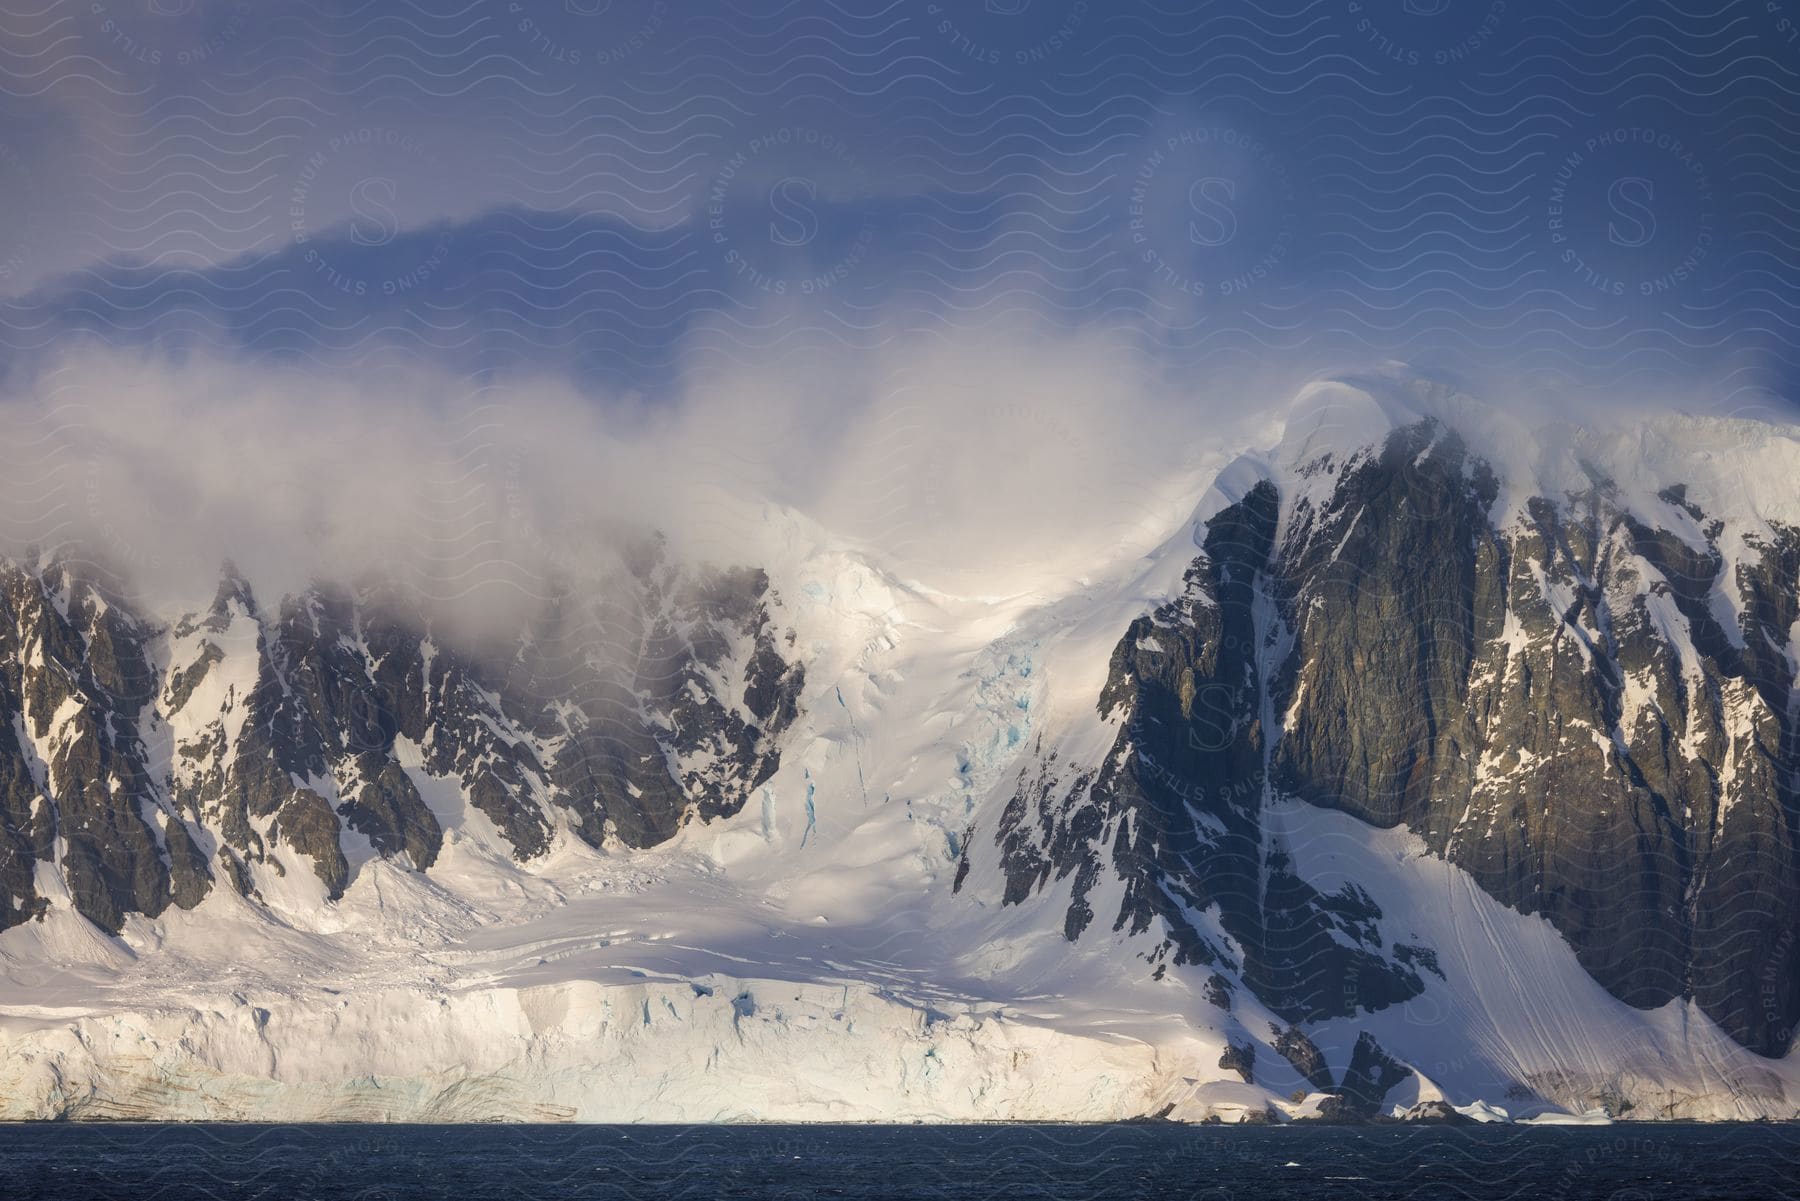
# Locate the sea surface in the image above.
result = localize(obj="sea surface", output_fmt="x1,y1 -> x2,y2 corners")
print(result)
0,1122 -> 1794,1200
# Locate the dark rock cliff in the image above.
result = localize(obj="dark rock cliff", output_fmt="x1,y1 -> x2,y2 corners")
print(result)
0,546 -> 804,931
976,420 -> 1800,1057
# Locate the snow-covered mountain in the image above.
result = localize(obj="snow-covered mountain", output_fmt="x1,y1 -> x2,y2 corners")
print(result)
3,372 -> 1799,1123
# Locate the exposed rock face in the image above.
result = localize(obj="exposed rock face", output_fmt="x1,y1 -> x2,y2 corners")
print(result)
1400,1099 -> 1474,1123
520,561 -> 801,850
1217,1040 -> 1256,1085
1337,1032 -> 1412,1116
978,481 -> 1430,1022
0,559 -> 211,933
0,546 -> 804,929
1272,1026 -> 1334,1093
977,420 -> 1800,1057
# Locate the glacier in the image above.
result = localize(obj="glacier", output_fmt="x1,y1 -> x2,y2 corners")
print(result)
3,371 -> 1800,1123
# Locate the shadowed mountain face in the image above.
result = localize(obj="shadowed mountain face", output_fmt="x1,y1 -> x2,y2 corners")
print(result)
5,411 -> 1798,1070
0,545 -> 803,933
980,421 -> 1800,1057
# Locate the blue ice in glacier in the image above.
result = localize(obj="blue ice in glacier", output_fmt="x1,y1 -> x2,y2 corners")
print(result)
801,770 -> 817,847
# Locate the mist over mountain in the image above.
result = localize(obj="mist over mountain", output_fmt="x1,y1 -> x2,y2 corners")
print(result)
3,357 -> 1799,1122
5,0 -> 1800,1138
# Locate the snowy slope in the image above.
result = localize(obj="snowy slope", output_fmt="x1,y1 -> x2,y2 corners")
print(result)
2,371 -> 1798,1122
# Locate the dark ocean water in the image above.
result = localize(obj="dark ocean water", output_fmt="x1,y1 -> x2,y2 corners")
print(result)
0,1122 -> 1794,1200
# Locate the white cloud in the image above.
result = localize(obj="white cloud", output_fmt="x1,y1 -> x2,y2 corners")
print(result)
0,317 -> 1290,626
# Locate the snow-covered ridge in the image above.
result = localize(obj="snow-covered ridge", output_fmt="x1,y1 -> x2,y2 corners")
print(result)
1281,368 -> 1800,538
3,372 -> 1800,1122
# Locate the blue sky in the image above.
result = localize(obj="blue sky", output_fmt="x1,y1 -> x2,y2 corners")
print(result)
2,0 -> 1797,409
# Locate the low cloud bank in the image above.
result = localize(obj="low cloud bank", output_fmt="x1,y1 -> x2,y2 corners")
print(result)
0,320 -> 1274,626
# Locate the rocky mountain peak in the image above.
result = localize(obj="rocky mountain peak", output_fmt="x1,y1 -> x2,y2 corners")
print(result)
0,543 -> 806,935
969,405 -> 1800,1056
